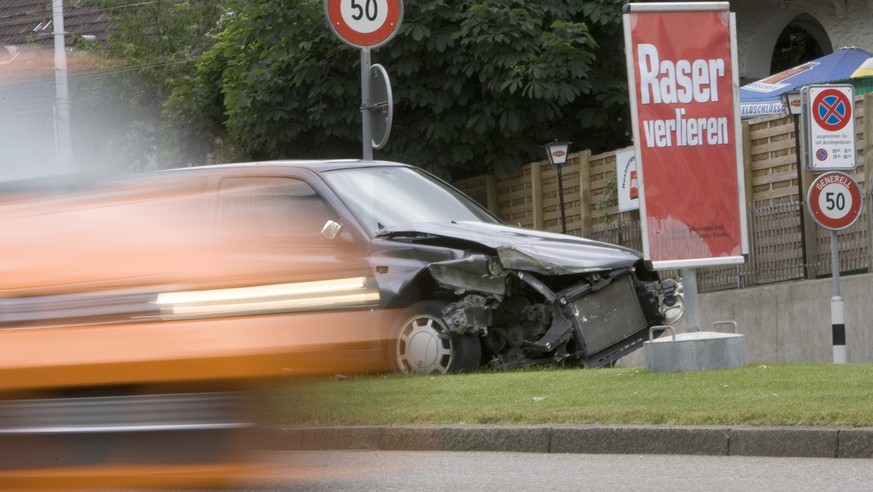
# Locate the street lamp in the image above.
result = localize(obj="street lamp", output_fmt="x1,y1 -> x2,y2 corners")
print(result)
780,89 -> 810,278
780,90 -> 802,116
543,139 -> 572,233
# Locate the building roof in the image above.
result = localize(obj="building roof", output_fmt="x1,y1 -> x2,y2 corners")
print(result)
0,1 -> 111,78
0,0 -> 111,48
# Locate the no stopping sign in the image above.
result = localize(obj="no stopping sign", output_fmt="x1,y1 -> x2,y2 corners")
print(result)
807,171 -> 862,230
325,0 -> 403,48
802,85 -> 856,171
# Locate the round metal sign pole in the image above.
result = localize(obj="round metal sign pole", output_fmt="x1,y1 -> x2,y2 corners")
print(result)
324,0 -> 403,159
360,49 -> 373,160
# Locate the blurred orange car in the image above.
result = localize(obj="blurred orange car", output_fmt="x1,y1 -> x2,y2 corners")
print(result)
0,170 -> 388,488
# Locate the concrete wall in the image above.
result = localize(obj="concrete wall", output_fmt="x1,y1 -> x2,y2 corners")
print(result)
621,272 -> 873,367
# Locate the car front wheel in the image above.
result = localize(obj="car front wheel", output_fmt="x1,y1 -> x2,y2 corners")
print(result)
394,301 -> 481,374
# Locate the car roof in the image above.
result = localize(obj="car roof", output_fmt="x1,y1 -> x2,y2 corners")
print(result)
155,159 -> 412,175
0,160 -> 420,196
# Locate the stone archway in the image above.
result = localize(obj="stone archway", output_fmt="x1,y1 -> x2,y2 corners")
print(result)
742,11 -> 831,84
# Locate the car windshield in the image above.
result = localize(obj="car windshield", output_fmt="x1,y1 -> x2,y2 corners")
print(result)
322,166 -> 500,236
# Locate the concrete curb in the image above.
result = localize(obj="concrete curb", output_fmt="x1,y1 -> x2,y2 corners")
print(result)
258,425 -> 873,459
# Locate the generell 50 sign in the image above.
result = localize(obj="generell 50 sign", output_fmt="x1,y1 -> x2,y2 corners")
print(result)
623,2 -> 748,269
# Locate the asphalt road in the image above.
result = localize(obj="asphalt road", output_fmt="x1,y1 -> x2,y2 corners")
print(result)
228,450 -> 873,491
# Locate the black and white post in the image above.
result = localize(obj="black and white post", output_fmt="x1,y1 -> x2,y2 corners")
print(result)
830,230 -> 846,364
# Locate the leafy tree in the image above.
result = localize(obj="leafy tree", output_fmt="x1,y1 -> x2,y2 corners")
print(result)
79,0 -> 230,169
172,0 -> 629,178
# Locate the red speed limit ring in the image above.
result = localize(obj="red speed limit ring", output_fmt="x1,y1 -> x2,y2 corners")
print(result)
807,171 -> 862,230
325,0 -> 403,48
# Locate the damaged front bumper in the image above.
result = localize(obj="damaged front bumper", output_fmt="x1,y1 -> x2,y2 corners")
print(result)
429,252 -> 684,369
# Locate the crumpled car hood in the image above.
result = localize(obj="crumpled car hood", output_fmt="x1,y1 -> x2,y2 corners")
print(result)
379,221 -> 643,274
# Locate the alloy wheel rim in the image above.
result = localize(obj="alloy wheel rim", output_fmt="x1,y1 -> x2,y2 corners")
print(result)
396,314 -> 453,374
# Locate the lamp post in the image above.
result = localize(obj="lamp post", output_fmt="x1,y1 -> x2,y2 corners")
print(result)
781,90 -> 810,279
543,140 -> 572,233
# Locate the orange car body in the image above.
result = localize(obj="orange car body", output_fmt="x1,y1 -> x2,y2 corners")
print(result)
0,173 -> 388,488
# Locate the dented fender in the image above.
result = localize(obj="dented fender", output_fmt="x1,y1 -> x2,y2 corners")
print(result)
426,254 -> 506,296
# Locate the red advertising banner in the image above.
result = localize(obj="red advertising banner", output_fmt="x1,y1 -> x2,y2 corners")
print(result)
623,3 -> 747,269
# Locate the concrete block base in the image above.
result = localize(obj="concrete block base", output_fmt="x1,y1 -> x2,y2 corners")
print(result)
645,331 -> 748,372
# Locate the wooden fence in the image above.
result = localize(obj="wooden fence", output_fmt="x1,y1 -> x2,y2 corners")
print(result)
453,95 -> 873,292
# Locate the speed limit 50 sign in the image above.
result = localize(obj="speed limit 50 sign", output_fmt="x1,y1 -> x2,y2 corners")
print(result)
325,0 -> 403,48
807,171 -> 862,230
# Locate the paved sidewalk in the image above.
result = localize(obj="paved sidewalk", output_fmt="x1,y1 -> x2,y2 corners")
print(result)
259,425 -> 873,459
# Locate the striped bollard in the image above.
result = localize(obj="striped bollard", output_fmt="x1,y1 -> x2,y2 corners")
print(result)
832,295 -> 846,364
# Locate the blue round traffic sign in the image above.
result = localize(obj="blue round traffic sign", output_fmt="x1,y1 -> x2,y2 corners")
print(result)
812,88 -> 852,132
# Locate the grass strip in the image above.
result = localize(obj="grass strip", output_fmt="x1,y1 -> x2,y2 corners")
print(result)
256,362 -> 873,427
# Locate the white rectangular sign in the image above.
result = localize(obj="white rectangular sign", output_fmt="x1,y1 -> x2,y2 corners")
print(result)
615,148 -> 640,212
802,85 -> 857,171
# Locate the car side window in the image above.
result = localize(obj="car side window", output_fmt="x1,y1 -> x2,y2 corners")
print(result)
217,177 -> 331,242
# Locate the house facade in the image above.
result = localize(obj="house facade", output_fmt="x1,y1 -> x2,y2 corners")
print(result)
658,0 -> 873,84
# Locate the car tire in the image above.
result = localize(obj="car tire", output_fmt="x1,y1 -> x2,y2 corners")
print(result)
393,300 -> 482,374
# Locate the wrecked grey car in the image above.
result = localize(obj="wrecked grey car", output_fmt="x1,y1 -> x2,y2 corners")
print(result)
159,160 -> 683,374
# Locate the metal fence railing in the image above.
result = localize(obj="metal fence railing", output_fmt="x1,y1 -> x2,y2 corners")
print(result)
582,198 -> 870,293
